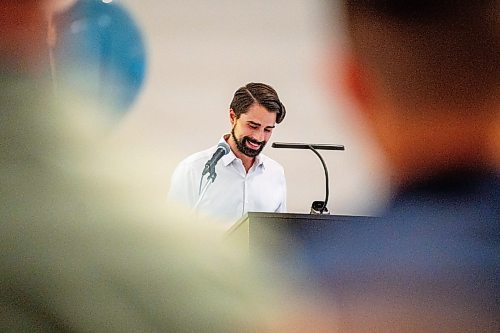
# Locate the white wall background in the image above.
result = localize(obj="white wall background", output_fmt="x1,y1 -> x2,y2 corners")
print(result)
110,0 -> 390,216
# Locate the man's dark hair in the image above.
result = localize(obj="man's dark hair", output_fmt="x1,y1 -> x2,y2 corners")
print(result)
230,83 -> 286,123
344,0 -> 499,110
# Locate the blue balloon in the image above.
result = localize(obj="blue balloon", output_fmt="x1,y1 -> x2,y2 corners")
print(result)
54,0 -> 147,117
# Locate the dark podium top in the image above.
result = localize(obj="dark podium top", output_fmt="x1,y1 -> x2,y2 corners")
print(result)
227,212 -> 376,259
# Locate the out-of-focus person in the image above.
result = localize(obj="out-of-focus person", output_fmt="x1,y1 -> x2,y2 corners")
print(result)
168,83 -> 287,229
302,1 -> 499,332
47,0 -> 146,117
0,2 -> 318,332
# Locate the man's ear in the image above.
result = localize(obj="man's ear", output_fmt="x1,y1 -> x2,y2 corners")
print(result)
341,55 -> 376,117
341,55 -> 388,123
229,109 -> 237,125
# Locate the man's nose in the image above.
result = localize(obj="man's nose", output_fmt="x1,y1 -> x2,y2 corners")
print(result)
254,131 -> 265,143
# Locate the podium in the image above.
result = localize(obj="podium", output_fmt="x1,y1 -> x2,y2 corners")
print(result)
227,212 -> 376,259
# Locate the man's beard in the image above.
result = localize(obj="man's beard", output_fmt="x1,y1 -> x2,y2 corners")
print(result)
231,128 -> 266,157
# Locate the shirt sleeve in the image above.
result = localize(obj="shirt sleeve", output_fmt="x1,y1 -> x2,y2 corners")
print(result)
276,168 -> 287,213
167,161 -> 198,207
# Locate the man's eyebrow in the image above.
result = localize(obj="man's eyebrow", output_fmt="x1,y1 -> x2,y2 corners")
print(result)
248,121 -> 275,129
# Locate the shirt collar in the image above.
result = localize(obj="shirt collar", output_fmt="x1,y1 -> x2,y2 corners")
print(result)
254,153 -> 266,169
219,135 -> 236,167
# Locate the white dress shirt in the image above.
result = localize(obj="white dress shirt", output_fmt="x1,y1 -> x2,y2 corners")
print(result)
168,137 -> 287,227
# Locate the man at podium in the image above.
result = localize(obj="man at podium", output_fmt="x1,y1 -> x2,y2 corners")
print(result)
168,82 -> 287,228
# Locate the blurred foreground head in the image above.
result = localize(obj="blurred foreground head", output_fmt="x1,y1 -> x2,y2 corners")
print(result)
50,0 -> 147,118
340,0 -> 499,186
0,0 -> 146,121
313,1 -> 500,331
0,2 -> 311,331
